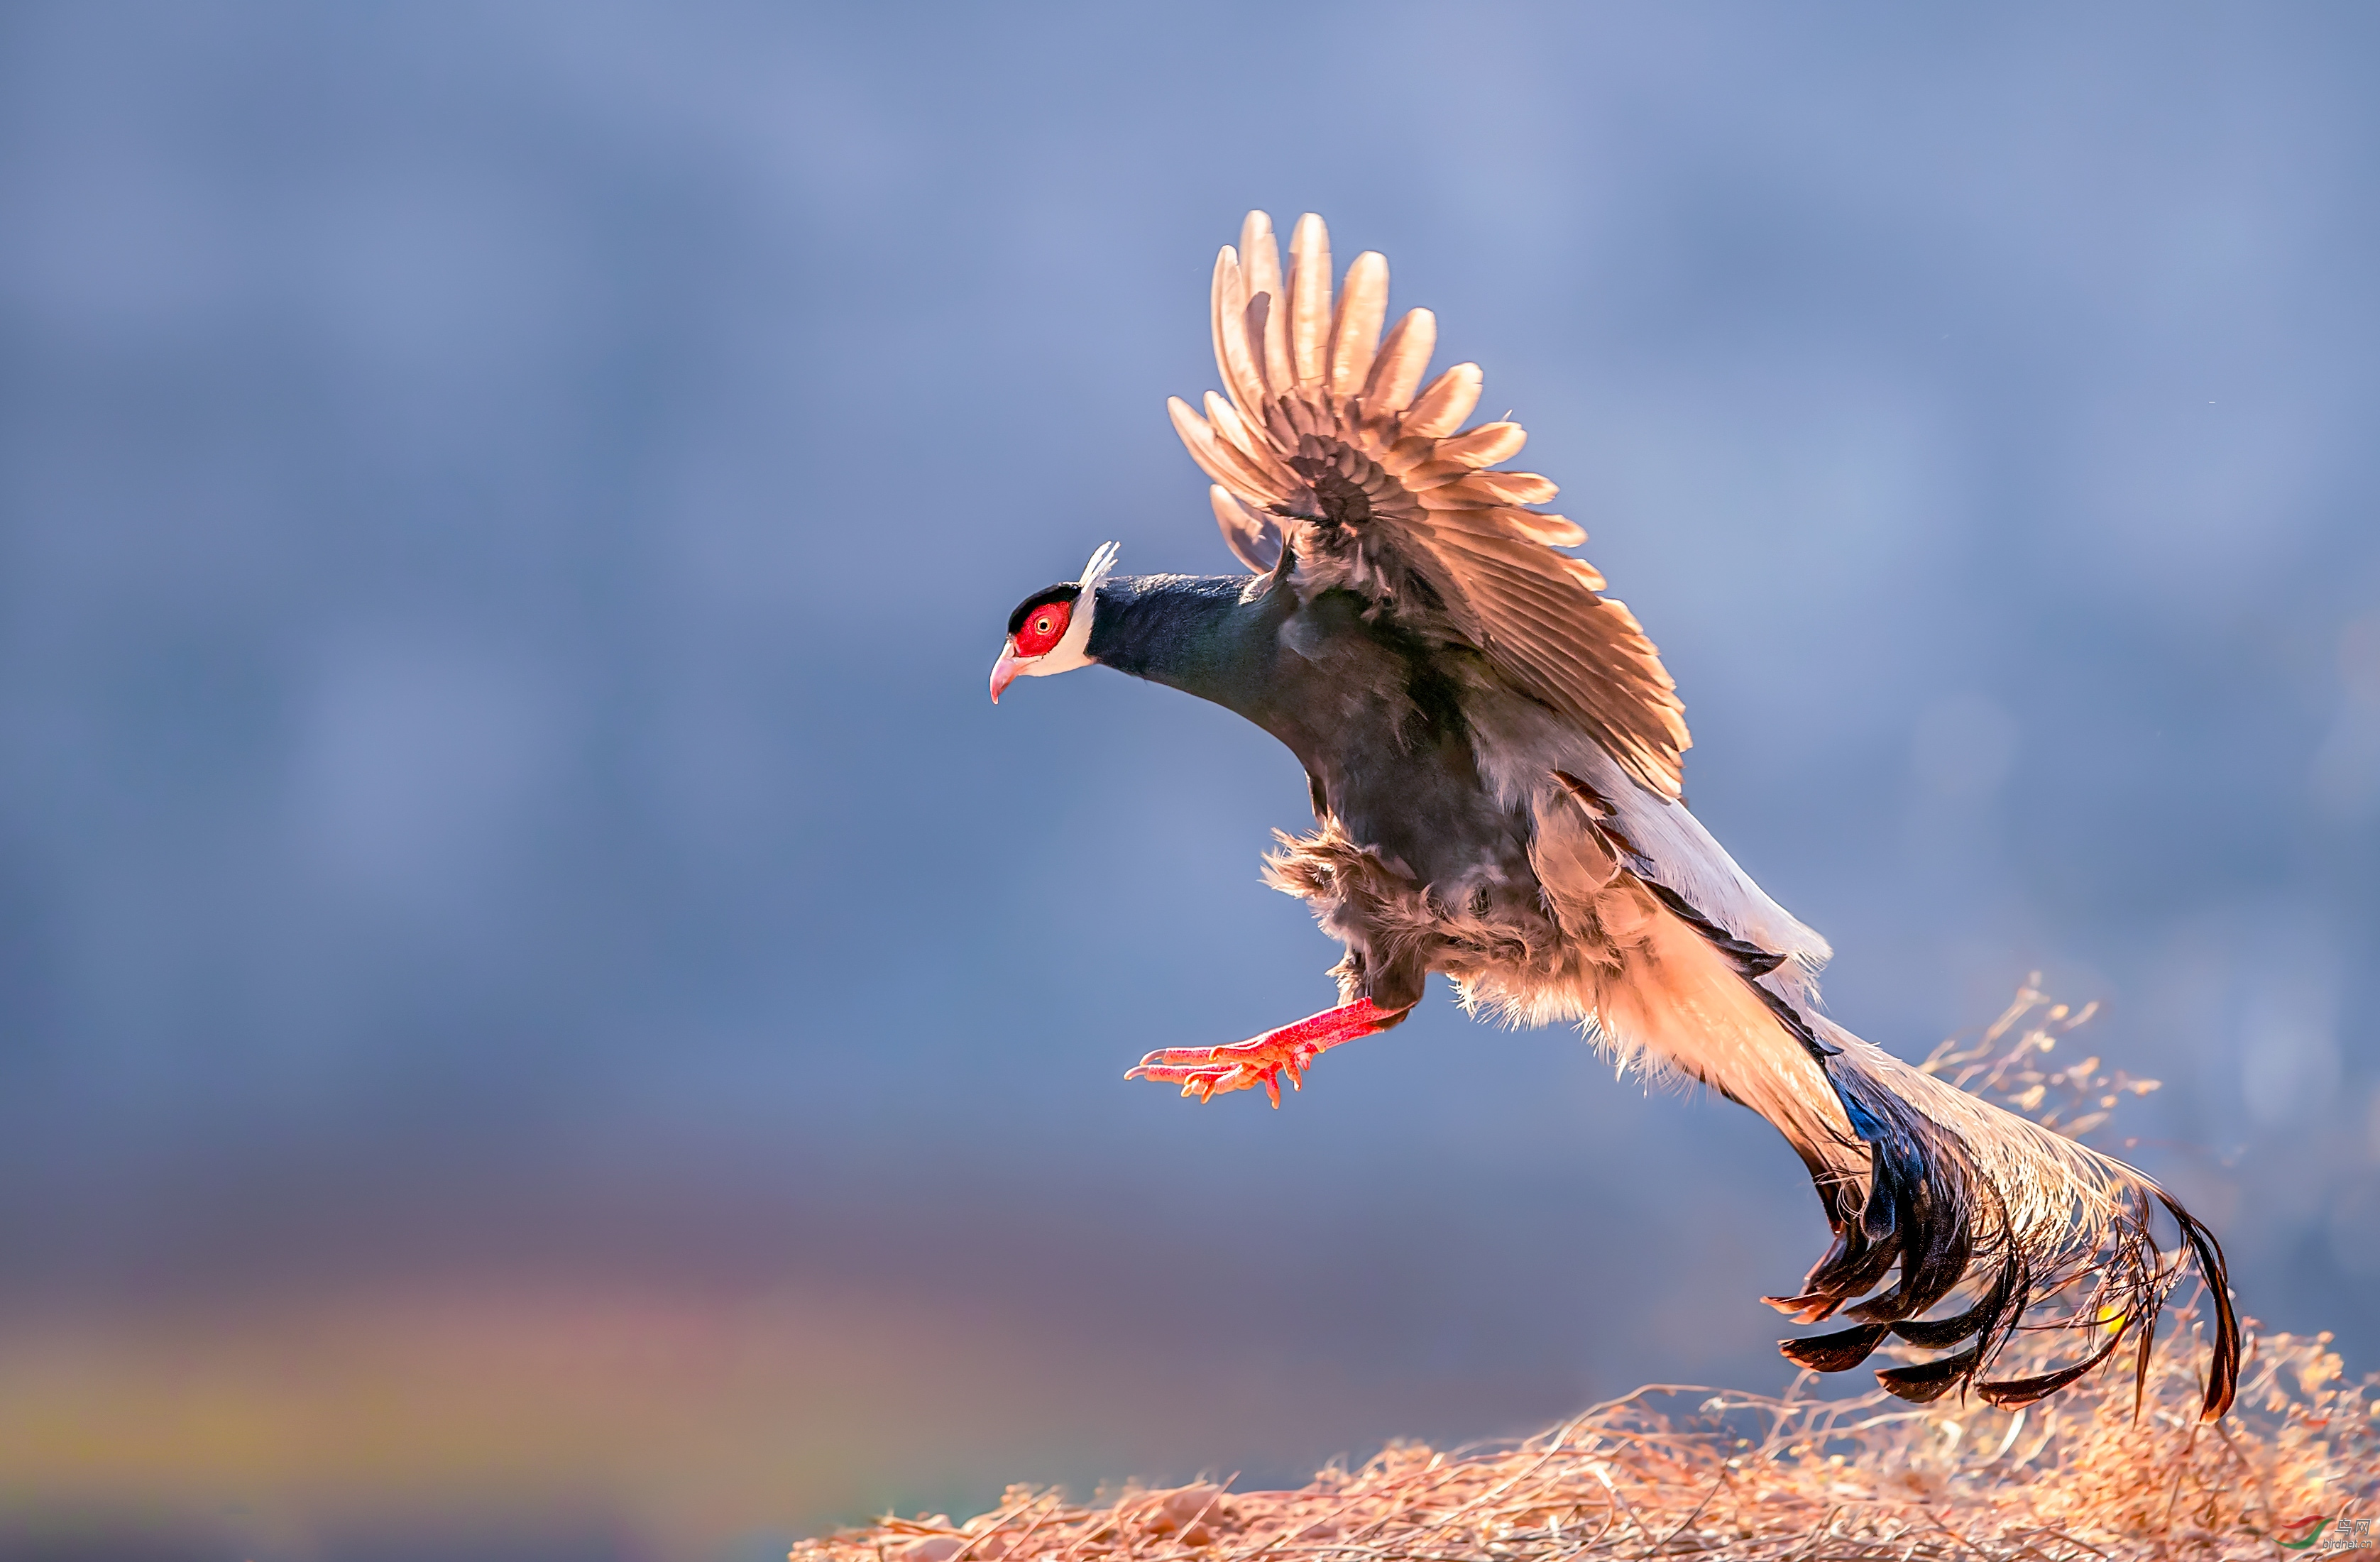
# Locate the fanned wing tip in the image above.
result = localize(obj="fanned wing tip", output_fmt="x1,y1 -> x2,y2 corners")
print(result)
1175,211 -> 1691,803
1210,485 -> 1281,572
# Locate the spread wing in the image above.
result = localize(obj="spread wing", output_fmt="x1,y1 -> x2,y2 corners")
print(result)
1168,211 -> 1691,801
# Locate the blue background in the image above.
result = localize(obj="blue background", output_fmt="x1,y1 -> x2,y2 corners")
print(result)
1,4 -> 2375,1558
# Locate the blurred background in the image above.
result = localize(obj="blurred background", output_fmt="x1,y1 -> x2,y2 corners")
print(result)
2,3 -> 2376,1558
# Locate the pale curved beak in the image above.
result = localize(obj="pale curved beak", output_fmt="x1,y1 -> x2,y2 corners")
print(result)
989,639 -> 1030,703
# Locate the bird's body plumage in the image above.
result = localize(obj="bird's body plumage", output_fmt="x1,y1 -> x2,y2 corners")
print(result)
993,211 -> 2237,1419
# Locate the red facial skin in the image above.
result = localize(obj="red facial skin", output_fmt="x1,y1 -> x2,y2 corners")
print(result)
989,597 -> 1075,703
1011,599 -> 1072,656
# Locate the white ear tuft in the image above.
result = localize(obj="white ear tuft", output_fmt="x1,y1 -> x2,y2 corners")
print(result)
1078,541 -> 1121,593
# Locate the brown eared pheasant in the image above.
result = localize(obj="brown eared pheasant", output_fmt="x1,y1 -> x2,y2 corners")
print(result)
988,211 -> 2239,1417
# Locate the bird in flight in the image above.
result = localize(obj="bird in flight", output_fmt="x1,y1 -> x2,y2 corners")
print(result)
989,211 -> 2238,1417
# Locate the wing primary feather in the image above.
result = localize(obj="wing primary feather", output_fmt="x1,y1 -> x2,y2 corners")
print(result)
1561,554 -> 1610,590
1168,396 -> 1286,503
1327,251 -> 1389,397
1406,533 -> 1686,793
1210,247 -> 1267,416
1422,470 -> 1561,507
1500,508 -> 1587,548
1361,308 -> 1437,419
1203,391 -> 1291,485
1258,391 -> 1297,446
1449,552 -> 1668,701
1237,211 -> 1272,279
1210,484 -> 1281,572
1398,458 -> 1488,490
1403,363 -> 1483,438
1288,212 -> 1332,389
1208,246 -> 1239,404
1240,211 -> 1292,396
1432,421 -> 1527,468
1405,506 -> 1543,544
1417,574 -> 1647,725
1168,397 -> 1239,490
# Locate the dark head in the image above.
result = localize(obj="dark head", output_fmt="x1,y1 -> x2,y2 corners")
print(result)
989,541 -> 1119,703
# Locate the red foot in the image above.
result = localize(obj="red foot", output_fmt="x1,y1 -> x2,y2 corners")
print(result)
1125,999 -> 1398,1107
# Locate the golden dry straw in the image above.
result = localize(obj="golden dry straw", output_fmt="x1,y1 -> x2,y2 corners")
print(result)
798,990 -> 2375,1562
801,1318 -> 2371,1562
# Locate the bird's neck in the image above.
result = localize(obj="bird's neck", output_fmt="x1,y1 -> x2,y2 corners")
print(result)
1086,572 -> 1289,718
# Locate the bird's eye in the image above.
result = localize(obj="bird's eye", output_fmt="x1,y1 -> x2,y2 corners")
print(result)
1036,617 -> 1052,633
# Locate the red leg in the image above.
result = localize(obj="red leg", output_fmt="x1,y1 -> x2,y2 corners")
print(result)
1124,999 -> 1399,1107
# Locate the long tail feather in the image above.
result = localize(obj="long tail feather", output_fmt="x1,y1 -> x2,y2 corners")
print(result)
1802,1023 -> 2236,1419
1499,776 -> 2241,1420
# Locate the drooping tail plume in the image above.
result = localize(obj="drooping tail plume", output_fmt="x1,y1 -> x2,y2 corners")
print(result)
1436,771 -> 2239,1421
1766,989 -> 2237,1420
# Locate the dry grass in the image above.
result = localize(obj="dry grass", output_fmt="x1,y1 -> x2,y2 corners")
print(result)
796,1320 -> 2371,1562
796,989 -> 2376,1561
